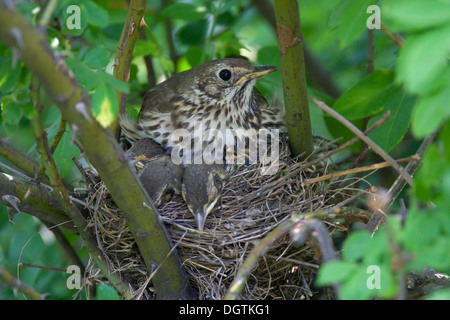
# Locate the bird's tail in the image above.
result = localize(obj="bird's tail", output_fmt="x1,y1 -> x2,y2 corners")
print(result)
118,115 -> 145,144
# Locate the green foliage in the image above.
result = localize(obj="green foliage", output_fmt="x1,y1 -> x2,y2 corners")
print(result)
95,283 -> 120,300
329,0 -> 378,48
317,0 -> 450,299
1,0 -> 449,300
317,229 -> 397,300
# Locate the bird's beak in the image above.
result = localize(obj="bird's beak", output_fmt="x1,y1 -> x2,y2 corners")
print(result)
193,197 -> 219,232
194,210 -> 206,233
235,65 -> 277,85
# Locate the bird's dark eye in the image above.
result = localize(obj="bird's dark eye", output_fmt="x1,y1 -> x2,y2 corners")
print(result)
219,69 -> 232,81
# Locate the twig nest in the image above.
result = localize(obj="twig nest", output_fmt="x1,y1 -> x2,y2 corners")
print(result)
86,137 -> 362,299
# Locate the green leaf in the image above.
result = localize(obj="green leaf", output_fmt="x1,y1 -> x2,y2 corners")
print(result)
413,145 -> 447,201
332,70 -> 395,121
411,83 -> 450,138
84,0 -> 109,28
396,26 -> 450,95
133,40 -> 159,57
95,283 -> 120,300
324,116 -> 364,152
52,126 -> 81,179
158,56 -> 175,74
340,263 -> 397,300
440,123 -> 450,163
19,101 -> 38,120
1,99 -> 22,125
342,231 -> 372,261
65,57 -> 101,90
178,20 -> 208,46
383,0 -> 450,32
91,82 -> 118,128
84,47 -> 110,69
185,46 -> 204,68
316,260 -> 358,286
339,266 -> 372,300
160,2 -> 207,21
330,0 -> 377,48
98,72 -> 130,94
368,87 -> 415,152
0,58 -> 21,93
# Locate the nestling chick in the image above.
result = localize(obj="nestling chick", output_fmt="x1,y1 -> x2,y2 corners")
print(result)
138,155 -> 183,206
125,138 -> 182,205
182,163 -> 227,232
125,137 -> 167,170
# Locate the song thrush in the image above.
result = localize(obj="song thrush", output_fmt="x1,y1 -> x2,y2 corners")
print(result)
121,57 -> 284,230
120,57 -> 284,159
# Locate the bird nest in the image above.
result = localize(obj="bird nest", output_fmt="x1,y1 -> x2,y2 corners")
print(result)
83,136 -> 372,300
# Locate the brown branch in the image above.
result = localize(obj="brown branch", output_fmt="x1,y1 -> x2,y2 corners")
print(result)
274,0 -> 314,157
28,82 -> 133,298
367,29 -> 374,73
0,172 -> 77,232
312,98 -> 413,185
30,80 -> 68,181
381,25 -> 404,47
0,138 -> 42,179
303,156 -> 419,186
225,214 -> 337,300
252,0 -> 341,98
110,0 -> 147,139
0,2 -> 193,299
366,131 -> 439,233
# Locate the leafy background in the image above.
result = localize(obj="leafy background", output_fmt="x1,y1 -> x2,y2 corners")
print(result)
0,0 -> 449,299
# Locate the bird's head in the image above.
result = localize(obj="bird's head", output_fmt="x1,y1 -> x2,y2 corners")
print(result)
181,58 -> 277,106
182,164 -> 227,232
199,58 -> 276,103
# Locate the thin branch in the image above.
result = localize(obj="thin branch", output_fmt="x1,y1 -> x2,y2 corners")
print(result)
381,25 -> 404,47
312,98 -> 413,185
37,0 -> 58,27
30,80 -> 68,182
0,3 -> 194,299
367,29 -> 374,73
38,117 -> 67,180
231,110 -> 391,201
0,139 -> 40,178
366,131 -> 439,233
388,132 -> 438,205
225,214 -> 337,300
0,263 -> 43,300
41,220 -> 86,275
110,0 -> 147,139
0,172 -> 77,232
303,156 -> 418,186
